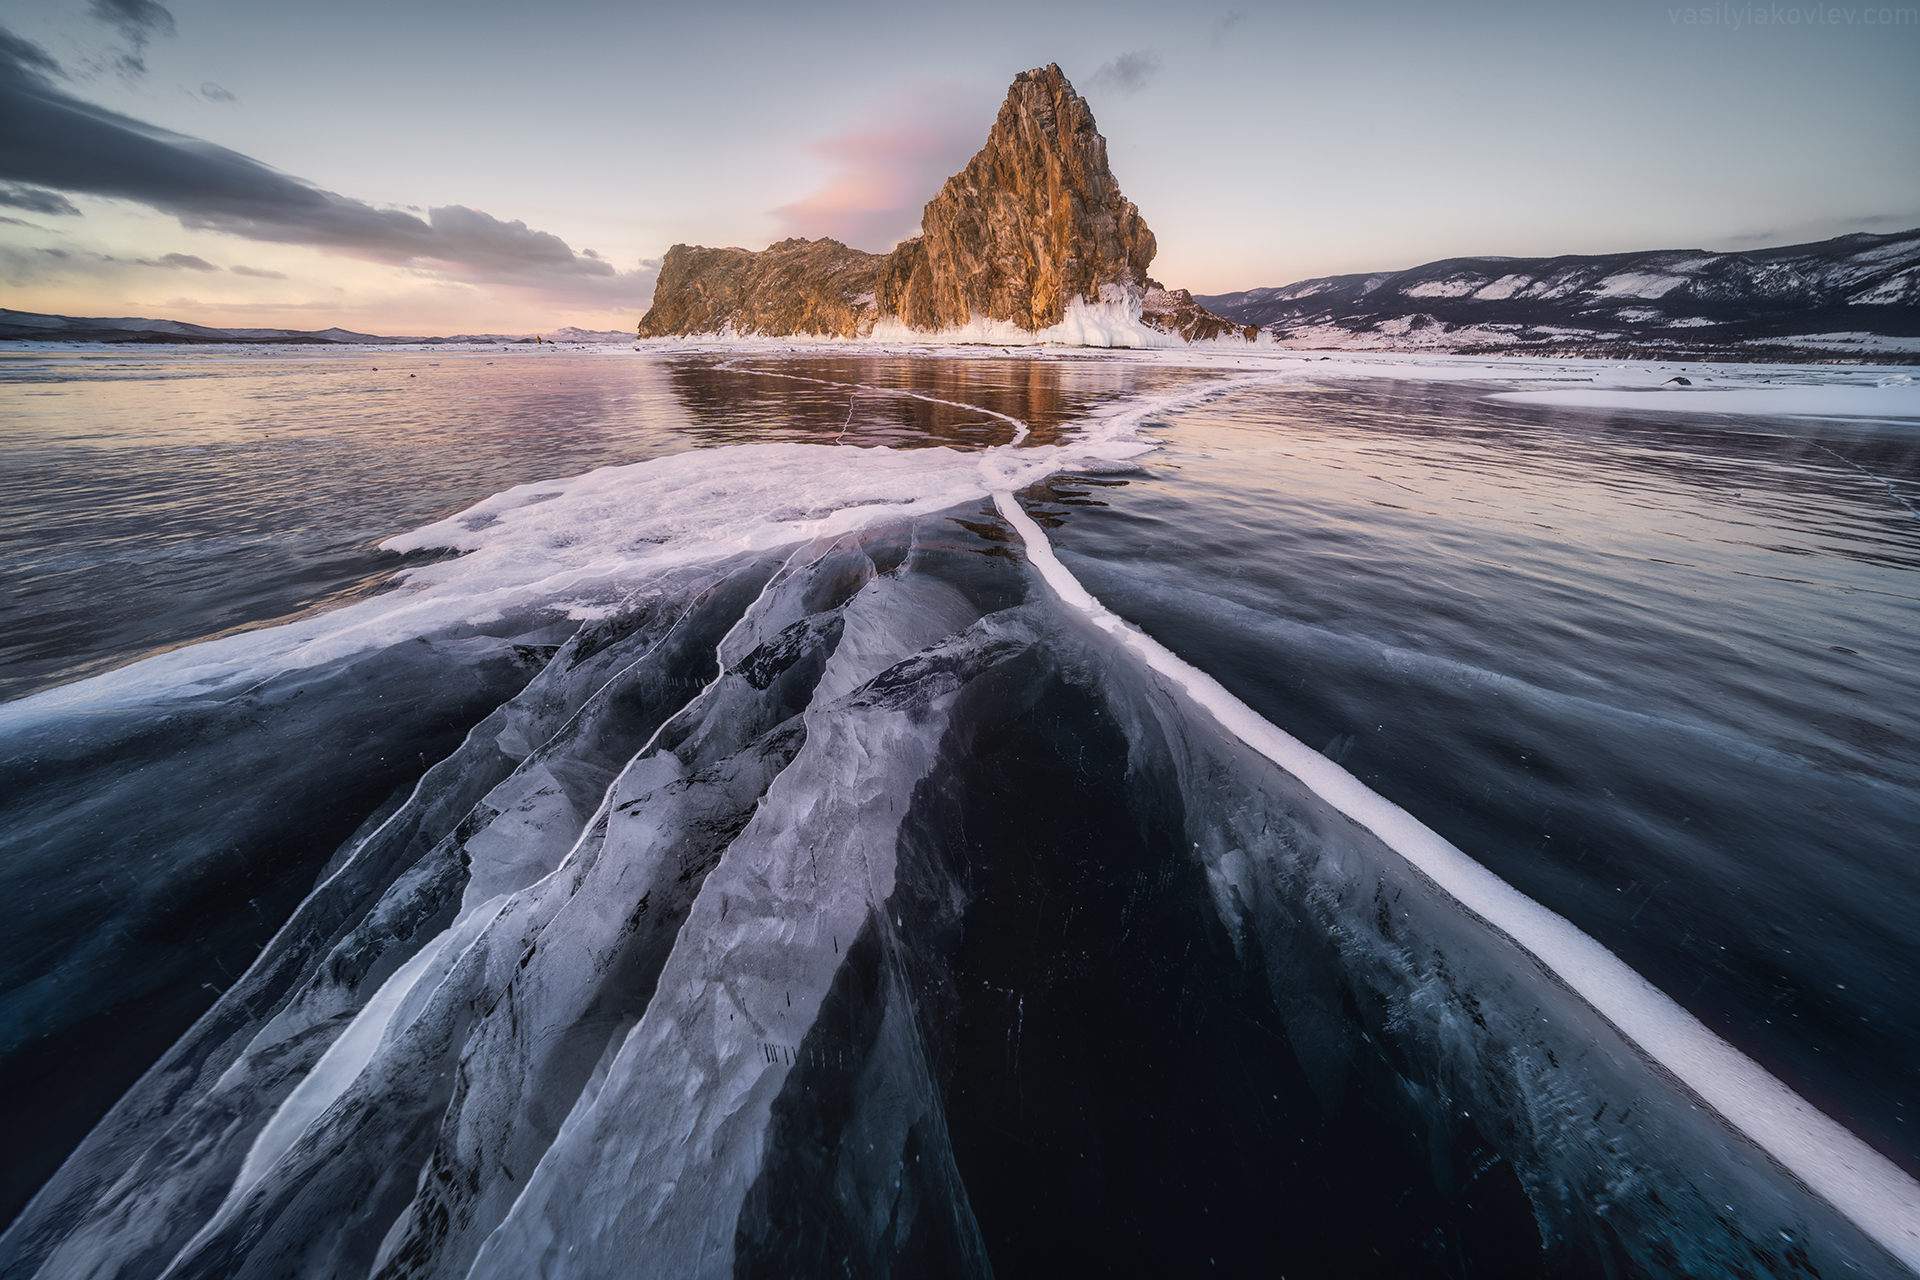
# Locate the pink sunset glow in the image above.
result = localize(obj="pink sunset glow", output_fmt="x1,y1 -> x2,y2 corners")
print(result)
772,87 -> 987,252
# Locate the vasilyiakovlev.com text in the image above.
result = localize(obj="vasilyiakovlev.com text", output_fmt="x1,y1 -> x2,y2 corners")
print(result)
1670,4 -> 1917,23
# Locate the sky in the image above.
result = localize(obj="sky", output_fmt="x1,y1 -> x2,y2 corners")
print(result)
2,0 -> 1916,335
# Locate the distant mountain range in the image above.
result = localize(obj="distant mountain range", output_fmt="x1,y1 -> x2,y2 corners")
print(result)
1197,229 -> 1920,360
0,309 -> 632,346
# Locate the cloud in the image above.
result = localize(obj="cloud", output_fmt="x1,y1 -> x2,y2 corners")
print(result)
87,0 -> 174,77
1089,51 -> 1161,96
1725,213 -> 1920,247
198,82 -> 234,103
134,251 -> 216,270
1209,12 -> 1247,47
230,263 -> 286,279
0,29 -> 61,78
0,28 -> 655,308
772,83 -> 987,251
89,0 -> 175,45
0,182 -> 81,215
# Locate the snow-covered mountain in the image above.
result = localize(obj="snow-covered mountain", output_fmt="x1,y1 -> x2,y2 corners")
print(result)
1197,229 -> 1920,357
0,310 -> 633,346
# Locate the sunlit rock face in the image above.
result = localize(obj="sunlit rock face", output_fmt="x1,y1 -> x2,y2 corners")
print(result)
1139,287 -> 1260,343
635,239 -> 883,340
636,65 -> 1238,342
877,64 -> 1156,333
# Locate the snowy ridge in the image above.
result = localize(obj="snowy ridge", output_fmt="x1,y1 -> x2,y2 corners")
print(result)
1199,228 -> 1920,353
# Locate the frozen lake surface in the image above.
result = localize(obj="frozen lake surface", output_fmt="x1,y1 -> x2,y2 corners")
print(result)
2,343 -> 1917,1277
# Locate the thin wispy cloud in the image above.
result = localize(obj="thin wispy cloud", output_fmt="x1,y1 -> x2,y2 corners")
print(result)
1089,51 -> 1161,96
1209,12 -> 1247,48
772,83 -> 989,252
0,182 -> 81,216
87,0 -> 175,77
0,28 -> 656,307
1725,213 -> 1918,247
230,263 -> 285,279
135,251 -> 215,270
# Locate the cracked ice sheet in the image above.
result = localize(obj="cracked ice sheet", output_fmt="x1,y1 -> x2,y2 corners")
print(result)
4,349 -> 1894,737
0,439 -> 1141,733
467,598 -> 1026,1279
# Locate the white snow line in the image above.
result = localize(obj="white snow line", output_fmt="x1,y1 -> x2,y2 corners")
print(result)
172,895 -> 510,1276
714,363 -> 1033,445
992,488 -> 1920,1274
1814,442 -> 1920,522
228,896 -> 510,1198
304,582 -> 715,910
507,541 -> 825,900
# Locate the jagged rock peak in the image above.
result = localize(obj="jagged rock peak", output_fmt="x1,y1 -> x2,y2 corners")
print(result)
881,64 -> 1157,332
634,63 -> 1241,343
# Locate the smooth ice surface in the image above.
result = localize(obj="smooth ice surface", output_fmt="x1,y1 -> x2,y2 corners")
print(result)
995,491 -> 1920,1272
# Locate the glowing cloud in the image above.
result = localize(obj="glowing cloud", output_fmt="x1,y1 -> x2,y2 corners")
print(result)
772,83 -> 990,253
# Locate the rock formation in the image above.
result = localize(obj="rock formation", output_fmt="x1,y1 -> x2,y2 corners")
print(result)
636,64 -> 1241,344
875,64 -> 1156,333
1140,287 -> 1261,343
640,239 -> 881,340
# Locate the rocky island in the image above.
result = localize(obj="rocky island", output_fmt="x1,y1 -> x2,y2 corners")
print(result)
637,65 -> 1254,345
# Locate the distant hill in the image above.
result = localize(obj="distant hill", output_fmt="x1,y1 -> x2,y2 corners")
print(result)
0,310 -> 634,346
1196,229 -> 1920,360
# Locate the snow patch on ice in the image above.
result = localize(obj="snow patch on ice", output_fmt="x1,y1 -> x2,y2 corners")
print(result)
1492,383 -> 1920,419
648,289 -> 1261,351
867,290 -> 1188,349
